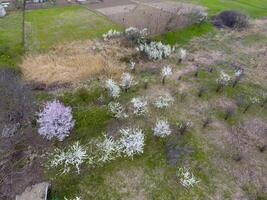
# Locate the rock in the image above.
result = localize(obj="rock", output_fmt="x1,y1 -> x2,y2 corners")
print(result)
16,182 -> 50,200
0,5 -> 6,17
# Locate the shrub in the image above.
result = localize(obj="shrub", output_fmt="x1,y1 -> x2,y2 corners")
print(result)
137,41 -> 172,60
102,29 -> 122,40
153,119 -> 172,137
105,79 -> 121,98
119,127 -> 145,157
124,27 -> 147,45
50,142 -> 87,174
93,134 -> 122,164
37,100 -> 75,141
211,10 -> 249,29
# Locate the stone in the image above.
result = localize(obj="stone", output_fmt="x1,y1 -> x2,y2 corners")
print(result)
16,182 -> 50,200
0,5 -> 6,17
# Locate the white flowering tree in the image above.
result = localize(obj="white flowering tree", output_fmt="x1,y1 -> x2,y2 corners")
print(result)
177,167 -> 199,188
121,73 -> 137,92
64,197 -> 82,200
216,71 -> 231,92
137,41 -> 172,60
178,48 -> 187,63
102,29 -> 121,41
130,60 -> 136,72
105,79 -> 121,98
50,142 -> 88,174
119,127 -> 145,157
243,96 -> 260,113
124,27 -> 147,44
131,96 -> 148,116
95,134 -> 122,163
37,100 -> 75,141
161,66 -> 173,84
233,68 -> 244,87
154,94 -> 174,109
153,119 -> 172,137
108,102 -> 128,119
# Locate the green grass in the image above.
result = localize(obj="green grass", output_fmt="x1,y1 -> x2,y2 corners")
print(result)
0,11 -> 23,68
176,0 -> 267,18
155,22 -> 213,45
25,5 -> 122,51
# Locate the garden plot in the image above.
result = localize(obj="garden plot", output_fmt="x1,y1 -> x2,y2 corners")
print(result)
16,20 -> 266,200
92,0 -> 206,34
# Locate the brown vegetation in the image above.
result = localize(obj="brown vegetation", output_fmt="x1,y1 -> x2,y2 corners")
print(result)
20,39 -> 132,85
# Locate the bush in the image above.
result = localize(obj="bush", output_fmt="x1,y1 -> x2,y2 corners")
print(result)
211,10 -> 249,29
37,100 -> 75,141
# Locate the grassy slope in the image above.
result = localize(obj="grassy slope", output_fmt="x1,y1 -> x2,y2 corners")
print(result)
0,11 -> 23,67
155,22 -> 213,46
25,5 -> 122,51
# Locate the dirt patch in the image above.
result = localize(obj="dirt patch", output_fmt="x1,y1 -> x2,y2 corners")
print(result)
20,39 -> 132,85
92,0 -> 207,34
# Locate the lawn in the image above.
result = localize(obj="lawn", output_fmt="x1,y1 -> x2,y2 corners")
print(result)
0,11 -> 23,68
25,5 -> 122,51
155,22 -> 213,46
176,0 -> 267,18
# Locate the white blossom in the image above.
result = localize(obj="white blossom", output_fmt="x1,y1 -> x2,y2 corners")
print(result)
153,119 -> 172,137
124,27 -> 147,43
235,68 -> 244,77
51,142 -> 88,174
137,42 -> 172,60
130,61 -> 136,70
178,48 -> 187,61
108,102 -> 128,119
177,167 -> 199,188
103,29 -> 121,40
105,79 -> 121,98
154,94 -> 174,108
121,73 -> 137,91
161,65 -> 173,77
216,71 -> 231,85
131,96 -> 148,116
119,127 -> 145,157
250,97 -> 260,104
64,197 -> 81,200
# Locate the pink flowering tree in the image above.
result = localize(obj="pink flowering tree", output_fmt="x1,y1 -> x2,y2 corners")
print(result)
37,100 -> 75,141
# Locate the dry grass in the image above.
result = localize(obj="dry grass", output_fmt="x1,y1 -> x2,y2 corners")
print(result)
20,39 -> 132,84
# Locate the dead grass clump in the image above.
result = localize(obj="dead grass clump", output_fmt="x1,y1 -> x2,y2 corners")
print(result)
20,39 -> 129,85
